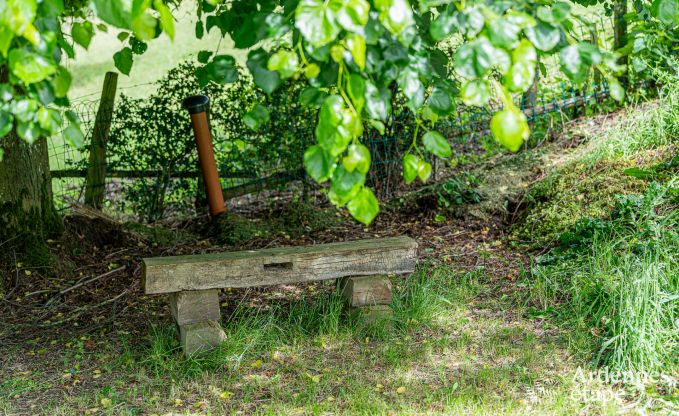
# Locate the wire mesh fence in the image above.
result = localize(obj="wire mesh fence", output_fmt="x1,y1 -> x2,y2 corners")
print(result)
49,14 -> 617,220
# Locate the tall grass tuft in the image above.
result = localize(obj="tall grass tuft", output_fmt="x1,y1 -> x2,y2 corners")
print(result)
529,180 -> 679,373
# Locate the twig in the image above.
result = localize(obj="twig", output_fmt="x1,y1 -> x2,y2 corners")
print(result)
44,265 -> 126,306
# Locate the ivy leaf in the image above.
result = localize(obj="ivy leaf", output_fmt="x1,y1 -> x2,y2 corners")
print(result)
342,143 -> 371,173
8,49 -> 56,84
461,79 -> 491,107
267,50 -> 299,79
403,153 -> 419,184
422,131 -> 451,158
247,48 -> 283,94
525,22 -> 560,52
72,21 -> 94,48
113,47 -> 134,75
295,0 -> 341,47
490,107 -> 529,152
488,18 -> 520,49
243,104 -> 270,130
347,187 -> 379,225
317,95 -> 353,156
304,144 -> 333,182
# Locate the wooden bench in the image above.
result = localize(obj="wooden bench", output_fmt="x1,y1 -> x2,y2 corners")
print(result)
142,237 -> 418,354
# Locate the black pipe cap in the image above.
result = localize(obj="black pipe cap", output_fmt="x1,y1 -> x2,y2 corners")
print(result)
182,94 -> 210,114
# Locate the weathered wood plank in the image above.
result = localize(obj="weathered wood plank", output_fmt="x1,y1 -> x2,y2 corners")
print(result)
142,237 -> 417,294
179,320 -> 227,355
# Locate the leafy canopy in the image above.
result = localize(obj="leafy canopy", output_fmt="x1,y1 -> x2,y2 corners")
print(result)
3,0 -> 668,224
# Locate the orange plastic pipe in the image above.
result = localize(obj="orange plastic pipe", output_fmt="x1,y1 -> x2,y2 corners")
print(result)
182,95 -> 226,217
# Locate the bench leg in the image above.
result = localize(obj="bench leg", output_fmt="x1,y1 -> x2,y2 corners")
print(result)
340,276 -> 393,323
168,289 -> 226,355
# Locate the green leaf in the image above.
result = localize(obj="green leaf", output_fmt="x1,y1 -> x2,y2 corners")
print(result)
113,47 -> 134,75
347,73 -> 365,114
488,18 -> 520,49
375,0 -> 414,37
316,95 -> 353,156
92,0 -> 132,29
63,124 -> 85,148
329,164 -> 366,206
505,61 -> 534,92
304,144 -> 333,182
490,107 -> 529,152
651,0 -> 679,24
398,68 -> 424,111
37,107 -> 61,134
453,36 -> 496,79
8,49 -> 56,84
243,104 -> 270,130
430,5 -> 456,41
299,87 -> 327,108
131,11 -> 157,41
345,34 -> 366,70
417,161 -> 432,182
304,63 -> 321,79
525,22 -> 560,52
329,0 -> 370,33
608,79 -> 625,102
403,153 -> 419,184
267,50 -> 299,79
154,0 -> 175,39
72,21 -> 94,48
52,66 -> 72,98
0,26 -> 13,57
247,48 -> 283,94
0,110 -> 13,138
2,0 -> 37,36
295,0 -> 341,47
347,187 -> 379,225
17,121 -> 40,144
342,143 -> 371,173
428,80 -> 456,116
461,79 -> 491,107
364,81 -> 391,121
197,50 -> 213,64
423,131 -> 451,158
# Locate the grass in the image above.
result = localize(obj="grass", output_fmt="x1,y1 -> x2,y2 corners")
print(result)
1,264 -> 645,415
64,1 -> 248,101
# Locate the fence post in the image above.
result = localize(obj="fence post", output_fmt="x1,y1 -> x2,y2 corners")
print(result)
613,0 -> 628,86
84,71 -> 118,208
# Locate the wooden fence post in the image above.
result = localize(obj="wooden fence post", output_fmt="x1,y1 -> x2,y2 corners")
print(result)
613,0 -> 628,86
84,71 -> 118,208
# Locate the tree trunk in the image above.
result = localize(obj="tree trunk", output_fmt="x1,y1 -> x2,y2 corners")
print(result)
0,131 -> 62,264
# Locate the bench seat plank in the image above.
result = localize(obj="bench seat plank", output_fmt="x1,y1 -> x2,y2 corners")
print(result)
143,236 -> 417,294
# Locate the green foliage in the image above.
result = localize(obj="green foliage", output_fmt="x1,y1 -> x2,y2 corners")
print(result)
99,61 -> 316,219
527,181 -> 679,372
1,0 -> 638,224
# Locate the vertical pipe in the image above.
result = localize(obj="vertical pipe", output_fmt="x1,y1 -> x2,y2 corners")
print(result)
182,95 -> 226,217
